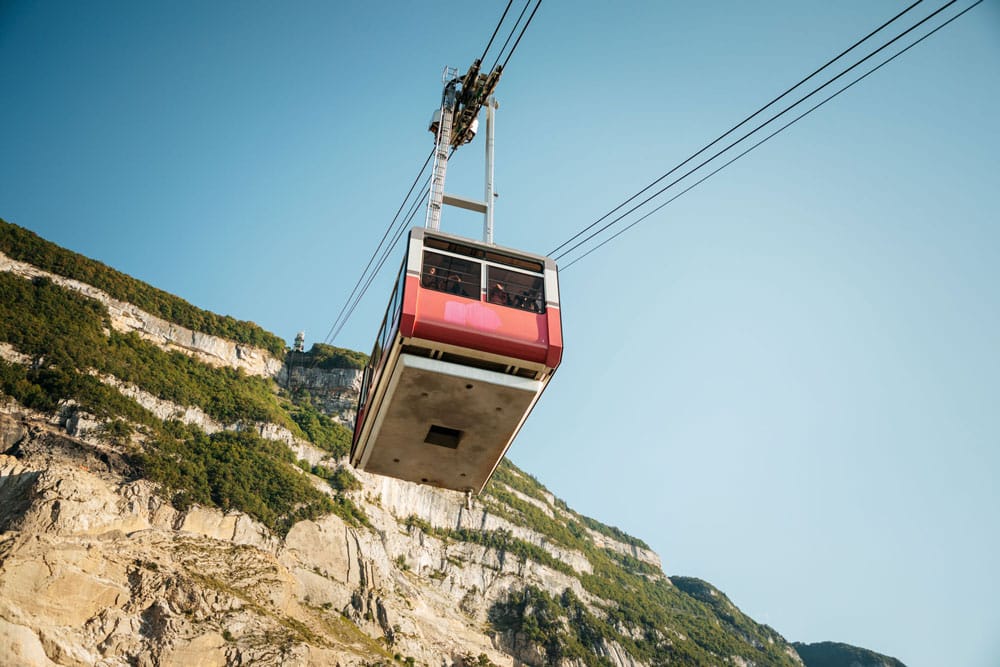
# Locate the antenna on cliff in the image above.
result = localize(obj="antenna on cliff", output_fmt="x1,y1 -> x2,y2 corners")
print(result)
294,331 -> 305,353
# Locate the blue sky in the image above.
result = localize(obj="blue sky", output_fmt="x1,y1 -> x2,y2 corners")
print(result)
2,2 -> 998,665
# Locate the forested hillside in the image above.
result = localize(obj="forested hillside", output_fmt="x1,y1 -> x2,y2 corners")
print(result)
792,642 -> 906,667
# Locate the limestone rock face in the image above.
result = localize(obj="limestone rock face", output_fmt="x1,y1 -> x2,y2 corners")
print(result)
96,374 -> 225,435
93,374 -> 325,466
0,251 -> 282,378
276,365 -> 362,426
0,616 -> 59,667
0,232 -> 858,666
0,406 -> 663,666
584,529 -> 662,571
369,472 -> 596,575
0,342 -> 31,366
2,251 -> 363,428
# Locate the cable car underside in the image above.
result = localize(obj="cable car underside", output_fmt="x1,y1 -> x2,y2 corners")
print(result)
352,349 -> 545,494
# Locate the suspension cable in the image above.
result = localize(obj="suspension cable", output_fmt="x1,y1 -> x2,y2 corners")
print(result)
553,0 -> 962,264
327,180 -> 431,344
491,0 -> 534,72
501,0 -> 543,70
563,2 -> 982,269
548,0 -> 926,258
319,148 -> 433,347
480,0 -> 515,64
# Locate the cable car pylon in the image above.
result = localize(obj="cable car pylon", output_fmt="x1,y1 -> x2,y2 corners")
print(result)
351,61 -> 562,496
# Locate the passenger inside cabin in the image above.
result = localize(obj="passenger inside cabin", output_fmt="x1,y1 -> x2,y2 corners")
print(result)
447,274 -> 464,296
422,266 -> 441,289
489,282 -> 507,305
524,290 -> 542,312
516,291 -> 529,311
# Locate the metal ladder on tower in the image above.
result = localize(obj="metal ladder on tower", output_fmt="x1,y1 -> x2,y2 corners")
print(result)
426,68 -> 458,231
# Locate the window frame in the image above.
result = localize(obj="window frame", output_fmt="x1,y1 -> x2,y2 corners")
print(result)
485,264 -> 546,314
420,245 -> 546,314
420,250 -> 482,300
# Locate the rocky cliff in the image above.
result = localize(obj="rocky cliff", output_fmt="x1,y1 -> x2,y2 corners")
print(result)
277,362 -> 362,427
0,251 -> 282,379
0,219 -> 900,666
0,402 -> 741,667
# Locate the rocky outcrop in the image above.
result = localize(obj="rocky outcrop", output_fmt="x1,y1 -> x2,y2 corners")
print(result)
0,338 -> 673,665
584,529 -> 661,571
0,342 -> 31,366
2,252 -> 364,428
276,364 -> 362,426
0,251 -> 282,378
370,473 -> 595,575
91,374 -> 329,466
0,406 -> 631,666
95,374 -> 225,435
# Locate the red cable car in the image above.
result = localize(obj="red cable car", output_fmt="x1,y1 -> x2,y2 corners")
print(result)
351,227 -> 563,493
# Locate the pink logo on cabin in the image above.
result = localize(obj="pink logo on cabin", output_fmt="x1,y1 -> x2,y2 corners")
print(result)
444,301 -> 502,331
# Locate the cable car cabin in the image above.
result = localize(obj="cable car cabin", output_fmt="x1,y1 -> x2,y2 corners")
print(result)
351,227 -> 563,494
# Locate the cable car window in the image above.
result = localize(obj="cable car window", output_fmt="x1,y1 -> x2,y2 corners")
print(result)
422,251 -> 481,299
486,266 -> 545,313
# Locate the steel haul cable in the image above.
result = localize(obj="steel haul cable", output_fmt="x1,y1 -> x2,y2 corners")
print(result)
548,0 -> 926,257
491,1 -> 535,72
552,0 -> 970,265
500,0 -> 543,70
324,146 -> 459,346
327,179 -> 432,345
562,2 -> 983,270
481,0 -> 516,64
319,148 -> 434,347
